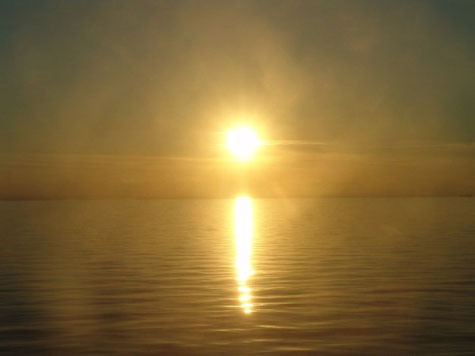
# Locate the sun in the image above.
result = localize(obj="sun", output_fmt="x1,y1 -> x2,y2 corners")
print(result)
226,126 -> 262,161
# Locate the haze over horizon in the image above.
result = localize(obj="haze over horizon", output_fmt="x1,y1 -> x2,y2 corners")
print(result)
1,0 -> 474,198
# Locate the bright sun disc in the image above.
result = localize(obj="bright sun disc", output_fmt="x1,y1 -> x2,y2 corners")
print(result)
226,126 -> 261,161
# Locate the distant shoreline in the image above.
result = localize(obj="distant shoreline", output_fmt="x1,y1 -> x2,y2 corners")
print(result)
0,195 -> 473,201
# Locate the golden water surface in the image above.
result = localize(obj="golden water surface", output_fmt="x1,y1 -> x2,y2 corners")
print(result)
0,198 -> 474,354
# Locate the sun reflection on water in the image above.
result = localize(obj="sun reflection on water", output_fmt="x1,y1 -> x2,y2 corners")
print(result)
234,196 -> 255,314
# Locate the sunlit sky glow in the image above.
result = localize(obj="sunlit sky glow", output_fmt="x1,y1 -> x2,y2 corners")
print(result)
0,0 -> 473,198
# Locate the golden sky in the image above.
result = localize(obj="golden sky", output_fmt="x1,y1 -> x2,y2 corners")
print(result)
0,0 -> 474,198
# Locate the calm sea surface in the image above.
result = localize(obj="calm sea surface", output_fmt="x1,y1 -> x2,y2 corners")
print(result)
1,198 -> 474,355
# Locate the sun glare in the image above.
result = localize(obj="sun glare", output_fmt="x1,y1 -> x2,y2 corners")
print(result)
226,126 -> 261,161
234,196 -> 254,314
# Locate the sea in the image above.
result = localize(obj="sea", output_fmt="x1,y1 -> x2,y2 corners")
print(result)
1,198 -> 474,355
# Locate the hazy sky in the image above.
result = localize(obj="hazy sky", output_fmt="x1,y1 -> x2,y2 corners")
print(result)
1,0 -> 474,198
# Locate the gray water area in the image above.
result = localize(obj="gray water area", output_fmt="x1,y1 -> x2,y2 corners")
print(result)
1,198 -> 474,355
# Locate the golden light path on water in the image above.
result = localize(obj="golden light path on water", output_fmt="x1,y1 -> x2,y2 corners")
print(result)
234,196 -> 255,314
